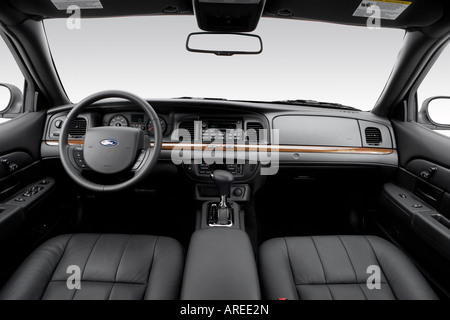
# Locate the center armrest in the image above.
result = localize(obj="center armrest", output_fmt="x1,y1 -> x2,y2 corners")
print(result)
181,228 -> 261,300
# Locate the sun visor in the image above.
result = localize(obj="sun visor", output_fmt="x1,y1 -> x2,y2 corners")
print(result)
264,0 -> 443,29
6,0 -> 194,19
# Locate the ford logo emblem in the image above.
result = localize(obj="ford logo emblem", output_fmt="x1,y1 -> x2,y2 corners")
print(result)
100,139 -> 118,147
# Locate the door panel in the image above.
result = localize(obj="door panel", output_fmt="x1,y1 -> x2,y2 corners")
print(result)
391,120 -> 450,217
380,119 -> 450,295
0,111 -> 45,158
0,112 -> 46,200
393,120 -> 450,167
0,110 -> 66,285
0,111 -> 46,232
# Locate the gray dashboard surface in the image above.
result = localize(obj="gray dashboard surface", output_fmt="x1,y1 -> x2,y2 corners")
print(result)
273,116 -> 362,147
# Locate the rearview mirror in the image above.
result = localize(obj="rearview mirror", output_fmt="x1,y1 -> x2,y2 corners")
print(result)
186,32 -> 263,56
0,83 -> 22,113
419,96 -> 450,127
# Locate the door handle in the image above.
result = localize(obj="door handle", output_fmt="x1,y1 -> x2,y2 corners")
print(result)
0,157 -> 19,173
420,166 -> 437,180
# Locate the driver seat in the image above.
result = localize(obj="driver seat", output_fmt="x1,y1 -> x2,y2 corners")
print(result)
0,234 -> 184,300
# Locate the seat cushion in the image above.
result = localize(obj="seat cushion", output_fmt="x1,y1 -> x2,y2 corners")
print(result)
259,235 -> 437,300
0,234 -> 184,300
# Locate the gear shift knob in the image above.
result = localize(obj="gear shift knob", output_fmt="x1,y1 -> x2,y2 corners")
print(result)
210,169 -> 234,207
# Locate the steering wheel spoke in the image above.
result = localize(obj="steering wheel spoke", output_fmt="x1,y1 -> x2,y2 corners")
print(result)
131,149 -> 149,172
68,145 -> 90,171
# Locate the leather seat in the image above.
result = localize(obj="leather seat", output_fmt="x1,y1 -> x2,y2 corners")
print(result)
259,235 -> 438,300
0,234 -> 184,300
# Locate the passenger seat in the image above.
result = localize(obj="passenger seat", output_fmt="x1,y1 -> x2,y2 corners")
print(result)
258,235 -> 437,300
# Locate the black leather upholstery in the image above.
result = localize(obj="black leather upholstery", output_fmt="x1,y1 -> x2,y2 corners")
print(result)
0,234 -> 184,300
181,228 -> 260,300
259,235 -> 437,300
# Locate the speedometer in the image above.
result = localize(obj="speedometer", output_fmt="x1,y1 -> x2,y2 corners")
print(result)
146,118 -> 167,136
108,115 -> 129,127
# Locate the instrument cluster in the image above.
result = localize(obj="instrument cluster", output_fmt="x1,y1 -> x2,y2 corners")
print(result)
107,113 -> 167,136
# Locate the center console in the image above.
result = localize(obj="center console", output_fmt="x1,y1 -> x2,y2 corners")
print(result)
183,162 -> 259,181
181,227 -> 261,300
193,169 -> 248,230
181,169 -> 260,299
206,169 -> 237,227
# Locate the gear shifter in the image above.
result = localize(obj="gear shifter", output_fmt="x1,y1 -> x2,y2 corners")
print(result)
210,169 -> 234,226
211,169 -> 234,208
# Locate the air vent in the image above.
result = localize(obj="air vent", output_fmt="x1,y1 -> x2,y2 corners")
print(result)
247,122 -> 263,131
365,127 -> 382,145
179,121 -> 195,140
246,122 -> 264,141
69,118 -> 87,138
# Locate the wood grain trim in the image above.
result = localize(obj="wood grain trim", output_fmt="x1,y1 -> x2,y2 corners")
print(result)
160,143 -> 392,154
46,140 -> 84,146
45,141 -> 393,155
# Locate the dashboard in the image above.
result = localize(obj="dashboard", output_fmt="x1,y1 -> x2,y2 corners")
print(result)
41,98 -> 398,183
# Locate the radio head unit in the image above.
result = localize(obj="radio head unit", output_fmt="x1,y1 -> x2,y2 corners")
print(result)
201,119 -> 243,142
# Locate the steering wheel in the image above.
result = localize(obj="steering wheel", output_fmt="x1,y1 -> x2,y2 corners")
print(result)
59,91 -> 162,192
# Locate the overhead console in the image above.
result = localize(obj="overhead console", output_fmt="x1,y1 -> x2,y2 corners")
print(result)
193,0 -> 266,32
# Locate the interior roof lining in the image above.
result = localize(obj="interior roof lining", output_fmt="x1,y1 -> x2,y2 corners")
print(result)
3,0 -> 445,30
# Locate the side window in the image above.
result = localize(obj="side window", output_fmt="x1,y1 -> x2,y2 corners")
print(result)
0,34 -> 24,118
417,43 -> 450,137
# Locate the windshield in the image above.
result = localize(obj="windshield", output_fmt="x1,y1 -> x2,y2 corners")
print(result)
44,16 -> 404,111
